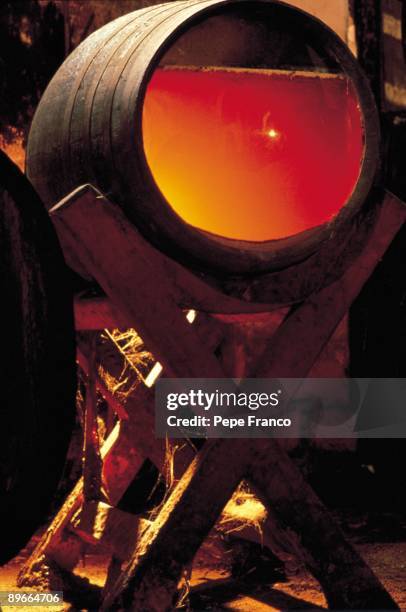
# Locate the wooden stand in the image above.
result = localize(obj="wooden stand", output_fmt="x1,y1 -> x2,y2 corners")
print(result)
19,185 -> 405,610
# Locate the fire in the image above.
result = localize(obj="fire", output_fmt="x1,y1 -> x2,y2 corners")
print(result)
143,66 -> 364,242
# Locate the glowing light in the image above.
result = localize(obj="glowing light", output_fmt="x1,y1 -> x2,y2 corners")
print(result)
143,67 -> 363,241
186,309 -> 197,323
100,422 -> 121,459
144,362 -> 163,387
267,128 -> 279,139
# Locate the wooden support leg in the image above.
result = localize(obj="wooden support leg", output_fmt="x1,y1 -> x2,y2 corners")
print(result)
247,441 -> 398,611
102,439 -> 255,611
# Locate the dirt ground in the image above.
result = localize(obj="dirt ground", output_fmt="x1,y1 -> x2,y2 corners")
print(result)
0,537 -> 405,611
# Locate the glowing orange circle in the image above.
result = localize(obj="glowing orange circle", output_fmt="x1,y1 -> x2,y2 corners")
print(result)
143,66 -> 364,242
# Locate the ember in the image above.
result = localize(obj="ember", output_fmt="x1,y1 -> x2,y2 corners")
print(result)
143,66 -> 364,241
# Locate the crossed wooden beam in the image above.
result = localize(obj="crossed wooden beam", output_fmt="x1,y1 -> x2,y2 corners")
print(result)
19,185 -> 405,610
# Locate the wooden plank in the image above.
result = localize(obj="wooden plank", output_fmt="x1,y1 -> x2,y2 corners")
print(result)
50,186 -> 224,379
53,184 -> 275,315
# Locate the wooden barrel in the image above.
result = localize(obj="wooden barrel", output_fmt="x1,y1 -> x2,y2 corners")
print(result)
0,150 -> 76,564
26,0 -> 379,276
